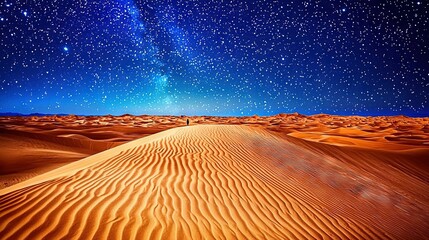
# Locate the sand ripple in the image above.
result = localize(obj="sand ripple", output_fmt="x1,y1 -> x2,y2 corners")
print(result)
0,125 -> 427,239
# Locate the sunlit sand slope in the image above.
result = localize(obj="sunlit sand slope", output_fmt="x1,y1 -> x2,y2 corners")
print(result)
0,125 -> 427,239
0,128 -> 120,189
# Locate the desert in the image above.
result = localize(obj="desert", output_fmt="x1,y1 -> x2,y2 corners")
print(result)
2,0 -> 428,238
0,114 -> 428,239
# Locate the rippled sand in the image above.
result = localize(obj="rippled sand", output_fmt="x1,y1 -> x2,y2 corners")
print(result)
1,124 -> 428,239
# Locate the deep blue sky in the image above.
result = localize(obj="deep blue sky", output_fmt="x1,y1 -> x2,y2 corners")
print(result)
1,0 -> 428,116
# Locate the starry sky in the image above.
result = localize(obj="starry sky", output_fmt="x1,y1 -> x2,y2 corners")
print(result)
1,0 -> 428,116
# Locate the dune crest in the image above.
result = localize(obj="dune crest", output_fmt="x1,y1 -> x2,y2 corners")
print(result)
0,125 -> 428,239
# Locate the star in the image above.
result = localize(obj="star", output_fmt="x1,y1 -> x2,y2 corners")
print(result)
0,0 -> 427,116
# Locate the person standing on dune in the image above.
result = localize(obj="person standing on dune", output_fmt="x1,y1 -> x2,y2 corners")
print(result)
186,118 -> 190,126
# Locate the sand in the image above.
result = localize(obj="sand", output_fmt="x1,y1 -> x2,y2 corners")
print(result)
1,114 -> 428,189
1,125 -> 428,239
0,115 -> 173,188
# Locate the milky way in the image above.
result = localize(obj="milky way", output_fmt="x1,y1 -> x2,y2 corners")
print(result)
0,0 -> 428,116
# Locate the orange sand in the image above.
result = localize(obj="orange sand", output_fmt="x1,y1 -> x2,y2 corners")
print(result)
0,115 -> 428,238
1,114 -> 428,188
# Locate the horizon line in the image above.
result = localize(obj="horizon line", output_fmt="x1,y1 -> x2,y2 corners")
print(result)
0,112 -> 428,118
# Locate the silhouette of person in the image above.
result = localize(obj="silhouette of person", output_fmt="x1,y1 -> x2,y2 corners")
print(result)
186,118 -> 190,126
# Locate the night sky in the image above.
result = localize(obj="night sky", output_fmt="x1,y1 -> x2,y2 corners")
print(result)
1,0 -> 428,116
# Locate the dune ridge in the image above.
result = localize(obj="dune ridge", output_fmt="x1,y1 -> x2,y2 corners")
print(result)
0,128 -> 123,189
0,125 -> 428,239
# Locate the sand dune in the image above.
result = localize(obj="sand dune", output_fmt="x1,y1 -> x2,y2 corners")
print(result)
0,115 -> 174,188
0,128 -> 121,189
1,125 -> 428,239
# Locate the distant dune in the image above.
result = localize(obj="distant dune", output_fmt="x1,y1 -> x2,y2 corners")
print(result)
1,125 -> 428,239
